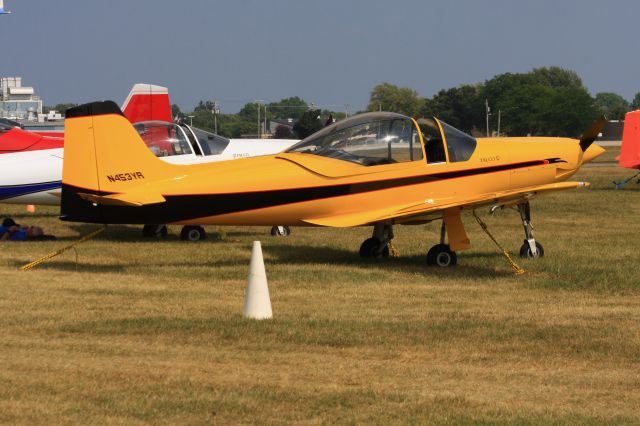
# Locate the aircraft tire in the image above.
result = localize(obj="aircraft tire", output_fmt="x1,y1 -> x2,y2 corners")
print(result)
359,238 -> 389,259
426,244 -> 457,267
142,224 -> 168,238
181,225 -> 206,242
519,241 -> 544,259
270,226 -> 291,237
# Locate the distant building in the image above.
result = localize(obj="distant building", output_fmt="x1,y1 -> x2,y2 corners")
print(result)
266,118 -> 296,135
598,120 -> 623,141
0,77 -> 43,121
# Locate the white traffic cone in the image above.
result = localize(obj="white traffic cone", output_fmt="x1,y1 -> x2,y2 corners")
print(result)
243,241 -> 273,320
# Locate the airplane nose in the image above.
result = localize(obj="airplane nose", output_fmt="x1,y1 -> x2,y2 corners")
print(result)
582,143 -> 605,164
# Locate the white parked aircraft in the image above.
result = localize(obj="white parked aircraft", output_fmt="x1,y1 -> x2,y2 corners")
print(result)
0,84 -> 297,205
0,84 -> 299,238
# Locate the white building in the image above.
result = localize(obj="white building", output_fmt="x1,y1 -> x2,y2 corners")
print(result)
0,77 -> 43,121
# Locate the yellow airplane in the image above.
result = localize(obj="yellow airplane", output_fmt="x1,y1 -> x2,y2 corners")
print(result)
60,101 -> 605,266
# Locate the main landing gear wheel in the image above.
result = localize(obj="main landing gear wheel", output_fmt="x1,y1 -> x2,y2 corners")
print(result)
181,225 -> 206,241
359,237 -> 390,259
426,244 -> 457,267
142,224 -> 168,238
519,241 -> 544,259
270,226 -> 291,237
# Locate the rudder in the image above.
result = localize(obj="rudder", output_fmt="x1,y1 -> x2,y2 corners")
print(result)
61,101 -> 174,222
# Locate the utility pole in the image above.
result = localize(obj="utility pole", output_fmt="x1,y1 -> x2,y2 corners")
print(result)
485,99 -> 491,137
497,109 -> 501,137
210,101 -> 220,134
256,101 -> 262,138
264,104 -> 268,138
188,115 -> 194,126
345,104 -> 350,118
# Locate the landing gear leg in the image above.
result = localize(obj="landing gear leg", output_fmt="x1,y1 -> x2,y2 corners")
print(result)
426,221 -> 457,267
359,223 -> 393,258
517,201 -> 544,258
142,224 -> 168,238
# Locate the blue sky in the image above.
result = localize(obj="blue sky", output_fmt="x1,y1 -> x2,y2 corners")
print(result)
1,0 -> 638,113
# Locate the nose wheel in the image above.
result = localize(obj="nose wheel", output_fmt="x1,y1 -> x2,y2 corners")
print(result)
517,201 -> 543,259
519,241 -> 544,259
270,226 -> 291,237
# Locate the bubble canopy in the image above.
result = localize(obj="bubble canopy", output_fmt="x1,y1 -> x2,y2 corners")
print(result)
287,112 -> 477,165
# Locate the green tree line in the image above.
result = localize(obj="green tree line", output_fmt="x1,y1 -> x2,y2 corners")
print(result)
368,67 -> 640,137
46,66 -> 640,139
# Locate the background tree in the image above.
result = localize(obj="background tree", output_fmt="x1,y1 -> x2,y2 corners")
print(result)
529,66 -> 584,90
268,97 -> 308,120
274,124 -> 294,139
594,92 -> 629,120
367,83 -> 422,116
171,104 -> 185,122
630,92 -> 640,110
480,67 -> 598,136
293,109 -> 322,139
422,85 -> 483,133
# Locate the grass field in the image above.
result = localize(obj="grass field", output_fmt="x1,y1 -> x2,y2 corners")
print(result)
1,166 -> 639,424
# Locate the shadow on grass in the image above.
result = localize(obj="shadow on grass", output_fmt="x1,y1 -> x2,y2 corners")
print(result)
264,243 -> 511,278
63,224 -> 268,242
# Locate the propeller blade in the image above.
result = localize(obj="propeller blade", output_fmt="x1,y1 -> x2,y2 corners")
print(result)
579,116 -> 607,152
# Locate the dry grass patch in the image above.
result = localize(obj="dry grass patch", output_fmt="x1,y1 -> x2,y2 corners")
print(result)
0,167 -> 638,424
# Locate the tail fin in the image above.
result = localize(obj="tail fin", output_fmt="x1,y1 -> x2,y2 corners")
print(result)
121,83 -> 172,123
61,101 -> 174,222
620,110 -> 640,169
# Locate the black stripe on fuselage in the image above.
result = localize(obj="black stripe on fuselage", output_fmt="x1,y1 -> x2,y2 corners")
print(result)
61,159 -> 549,224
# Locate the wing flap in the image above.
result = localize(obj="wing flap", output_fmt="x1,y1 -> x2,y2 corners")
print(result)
78,192 -> 166,207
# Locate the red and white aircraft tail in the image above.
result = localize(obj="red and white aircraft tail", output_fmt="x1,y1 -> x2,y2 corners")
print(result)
121,83 -> 172,123
620,110 -> 640,170
613,110 -> 640,188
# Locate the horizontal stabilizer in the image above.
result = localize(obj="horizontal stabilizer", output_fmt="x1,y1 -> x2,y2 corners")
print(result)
579,116 -> 607,152
78,192 -> 166,207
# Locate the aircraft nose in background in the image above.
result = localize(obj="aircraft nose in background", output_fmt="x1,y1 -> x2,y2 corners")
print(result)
582,143 -> 605,164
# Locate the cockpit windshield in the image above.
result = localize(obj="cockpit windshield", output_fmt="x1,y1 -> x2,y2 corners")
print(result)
287,112 -> 423,166
184,126 -> 230,156
134,121 -> 193,157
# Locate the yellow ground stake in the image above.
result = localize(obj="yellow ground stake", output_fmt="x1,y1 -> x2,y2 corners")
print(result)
472,210 -> 526,276
20,226 -> 107,271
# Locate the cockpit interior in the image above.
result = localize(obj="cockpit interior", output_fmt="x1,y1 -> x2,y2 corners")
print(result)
133,121 -> 230,158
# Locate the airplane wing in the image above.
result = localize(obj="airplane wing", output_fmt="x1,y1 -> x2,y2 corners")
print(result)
303,181 -> 589,227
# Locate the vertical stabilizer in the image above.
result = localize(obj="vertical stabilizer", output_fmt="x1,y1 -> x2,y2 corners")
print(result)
121,83 -> 172,123
620,110 -> 640,169
61,101 -> 175,222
